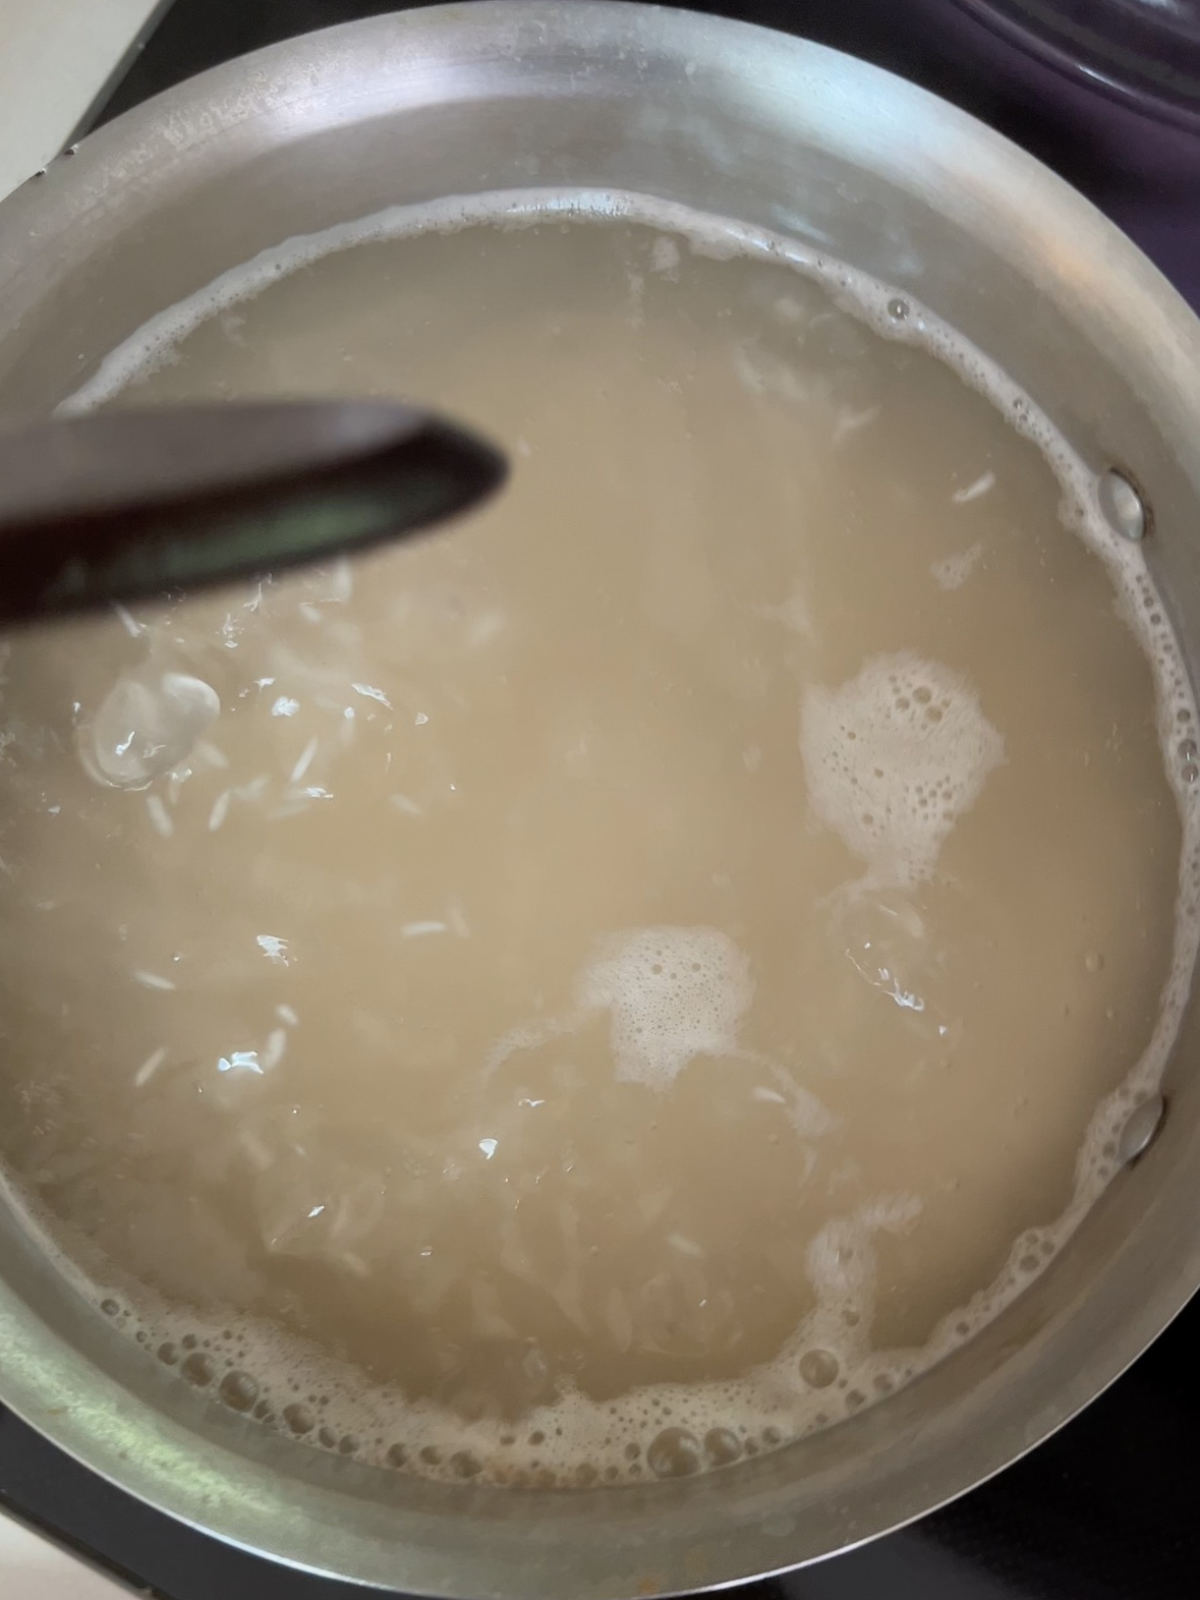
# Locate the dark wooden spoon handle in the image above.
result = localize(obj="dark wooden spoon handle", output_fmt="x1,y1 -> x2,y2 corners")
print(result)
0,400 -> 506,625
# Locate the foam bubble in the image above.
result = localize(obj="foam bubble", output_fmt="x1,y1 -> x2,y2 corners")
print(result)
800,652 -> 1005,884
485,925 -> 833,1138
79,671 -> 220,790
574,926 -> 751,1089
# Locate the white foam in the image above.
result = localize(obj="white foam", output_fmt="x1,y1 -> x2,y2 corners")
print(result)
484,925 -> 834,1139
800,652 -> 1005,884
575,926 -> 751,1090
64,1182 -> 923,1486
42,187 -> 1200,1489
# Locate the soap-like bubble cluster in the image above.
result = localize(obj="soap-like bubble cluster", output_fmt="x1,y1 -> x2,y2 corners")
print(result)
486,925 -> 834,1138
800,652 -> 1004,884
575,926 -> 751,1090
65,1185 -> 933,1489
47,187 -> 1200,1491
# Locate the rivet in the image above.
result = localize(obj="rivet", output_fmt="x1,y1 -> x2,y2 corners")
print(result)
1118,1093 -> 1165,1165
1098,469 -> 1147,542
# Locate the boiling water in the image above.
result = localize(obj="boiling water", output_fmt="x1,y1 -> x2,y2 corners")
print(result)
0,194 -> 1196,1487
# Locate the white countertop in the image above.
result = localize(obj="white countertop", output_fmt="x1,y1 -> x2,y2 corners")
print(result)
0,1514 -> 134,1597
2,1 -> 166,1584
0,0 -> 165,198
2,5 -> 193,1590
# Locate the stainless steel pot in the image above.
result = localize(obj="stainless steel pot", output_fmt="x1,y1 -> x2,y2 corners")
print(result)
1,5 -> 1199,1594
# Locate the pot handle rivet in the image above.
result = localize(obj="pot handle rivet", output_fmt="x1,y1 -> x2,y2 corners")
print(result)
1098,468 -> 1147,542
1117,1092 -> 1165,1165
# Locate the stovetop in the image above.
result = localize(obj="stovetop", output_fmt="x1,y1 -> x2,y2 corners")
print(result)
3,3 -> 1199,1597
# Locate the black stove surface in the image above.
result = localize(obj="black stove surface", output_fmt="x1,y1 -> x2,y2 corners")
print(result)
4,3 -> 1200,1597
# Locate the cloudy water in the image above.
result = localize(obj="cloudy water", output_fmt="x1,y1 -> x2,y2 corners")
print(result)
0,195 -> 1194,1486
